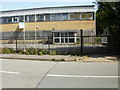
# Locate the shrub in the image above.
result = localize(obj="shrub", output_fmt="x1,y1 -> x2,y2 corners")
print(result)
95,37 -> 101,44
38,51 -> 43,55
17,49 -> 25,54
49,50 -> 56,55
25,51 -> 30,55
76,38 -> 80,44
26,47 -> 37,55
41,50 -> 48,55
2,48 -> 11,54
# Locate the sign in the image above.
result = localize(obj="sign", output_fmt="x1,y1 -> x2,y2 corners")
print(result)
19,22 -> 25,29
101,37 -> 108,44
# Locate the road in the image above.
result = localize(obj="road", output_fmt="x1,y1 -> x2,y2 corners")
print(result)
1,59 -> 119,88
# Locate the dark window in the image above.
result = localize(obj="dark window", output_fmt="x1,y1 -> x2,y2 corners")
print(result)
69,32 -> 74,37
61,33 -> 65,37
54,32 -> 59,37
69,38 -> 74,43
61,38 -> 64,43
25,15 -> 29,22
65,38 -> 68,43
2,17 -> 12,23
0,17 -> 2,24
29,15 -> 35,22
19,16 -> 24,22
55,39 -> 59,43
36,14 -> 44,22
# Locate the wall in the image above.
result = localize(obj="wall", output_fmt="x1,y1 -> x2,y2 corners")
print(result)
0,20 -> 95,32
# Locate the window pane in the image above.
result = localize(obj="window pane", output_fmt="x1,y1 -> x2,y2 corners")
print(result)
3,17 -> 12,23
50,14 -> 56,21
63,13 -> 68,20
19,16 -> 23,22
25,15 -> 29,22
56,14 -> 62,21
69,32 -> 74,37
69,38 -> 74,43
45,14 -> 50,21
61,33 -> 64,37
61,38 -> 64,43
70,13 -> 80,20
65,38 -> 68,43
29,15 -> 35,22
13,16 -> 19,23
82,13 -> 93,20
36,14 -> 44,22
54,32 -> 59,37
65,33 -> 68,37
55,39 -> 60,43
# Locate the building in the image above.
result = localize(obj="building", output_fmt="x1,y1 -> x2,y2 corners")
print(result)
0,5 -> 95,44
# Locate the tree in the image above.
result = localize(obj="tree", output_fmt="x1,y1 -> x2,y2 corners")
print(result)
96,2 -> 120,54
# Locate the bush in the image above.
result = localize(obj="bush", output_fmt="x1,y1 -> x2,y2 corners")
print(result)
76,38 -> 80,44
38,51 -> 43,55
95,37 -> 101,44
49,50 -> 56,55
41,50 -> 48,55
2,48 -> 15,54
26,47 -> 37,55
17,49 -> 25,54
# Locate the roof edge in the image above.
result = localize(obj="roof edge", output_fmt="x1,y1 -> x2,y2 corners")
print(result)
1,5 -> 95,12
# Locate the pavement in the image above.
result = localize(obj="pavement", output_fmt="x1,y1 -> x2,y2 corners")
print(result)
0,54 -> 119,62
0,59 -> 119,88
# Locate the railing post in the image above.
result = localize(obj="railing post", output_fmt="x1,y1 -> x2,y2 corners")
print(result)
16,36 -> 17,53
80,29 -> 83,56
48,35 -> 50,54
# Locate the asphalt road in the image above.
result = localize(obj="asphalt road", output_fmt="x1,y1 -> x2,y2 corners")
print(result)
1,59 -> 119,88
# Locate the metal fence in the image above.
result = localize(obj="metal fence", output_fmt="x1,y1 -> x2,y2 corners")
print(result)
1,29 -> 109,55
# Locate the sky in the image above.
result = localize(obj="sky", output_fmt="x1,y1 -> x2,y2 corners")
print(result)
0,0 -> 96,11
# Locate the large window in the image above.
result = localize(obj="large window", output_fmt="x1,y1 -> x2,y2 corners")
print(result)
82,12 -> 93,20
36,14 -> 44,22
69,13 -> 80,20
53,32 -> 75,44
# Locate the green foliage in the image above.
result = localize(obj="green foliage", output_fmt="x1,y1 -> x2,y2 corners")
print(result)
76,38 -> 80,44
2,48 -> 12,54
96,2 -> 120,54
26,47 -> 37,55
95,37 -> 101,44
38,51 -> 43,55
17,49 -> 25,54
2,48 -> 15,54
49,50 -> 56,55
